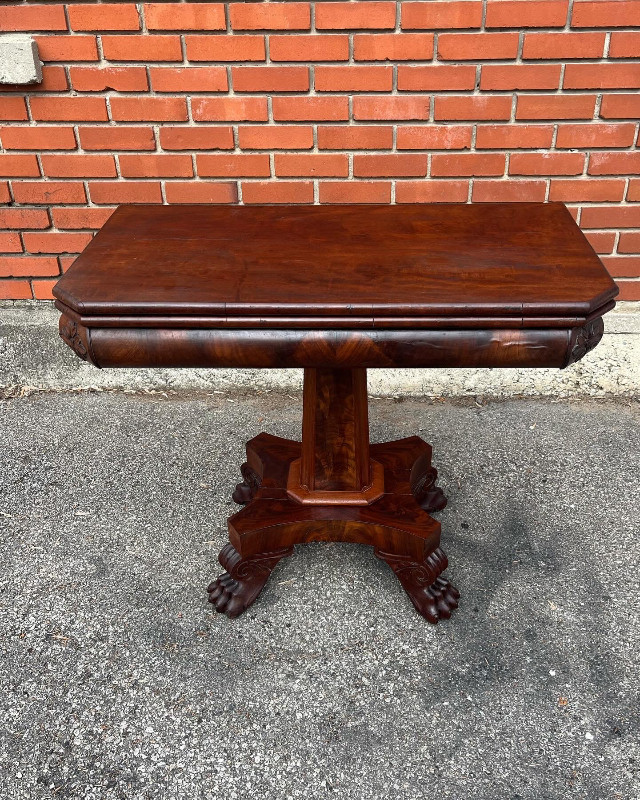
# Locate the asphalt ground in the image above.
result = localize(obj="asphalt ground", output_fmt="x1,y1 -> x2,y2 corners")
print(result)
0,389 -> 638,800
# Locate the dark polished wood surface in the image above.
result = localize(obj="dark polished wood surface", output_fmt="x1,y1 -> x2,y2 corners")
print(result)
53,203 -> 618,623
54,203 -> 617,321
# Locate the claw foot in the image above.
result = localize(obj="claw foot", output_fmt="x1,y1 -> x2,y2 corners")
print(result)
411,458 -> 447,513
375,546 -> 459,624
232,462 -> 261,505
207,543 -> 293,618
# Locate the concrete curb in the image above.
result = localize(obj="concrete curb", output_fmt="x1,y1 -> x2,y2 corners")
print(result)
1,300 -> 639,397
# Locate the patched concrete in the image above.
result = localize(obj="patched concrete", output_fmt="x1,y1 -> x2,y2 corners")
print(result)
0,391 -> 638,799
1,300 -> 639,398
0,35 -> 42,85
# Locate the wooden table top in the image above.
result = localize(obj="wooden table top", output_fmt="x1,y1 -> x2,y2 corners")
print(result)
53,203 -> 617,326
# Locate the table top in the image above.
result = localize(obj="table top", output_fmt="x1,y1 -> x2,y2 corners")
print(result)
53,203 -> 617,327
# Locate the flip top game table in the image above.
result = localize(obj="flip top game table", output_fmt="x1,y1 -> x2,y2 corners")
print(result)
53,203 -> 618,623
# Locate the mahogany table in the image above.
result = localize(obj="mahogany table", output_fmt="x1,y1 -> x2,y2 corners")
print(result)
53,203 -> 617,623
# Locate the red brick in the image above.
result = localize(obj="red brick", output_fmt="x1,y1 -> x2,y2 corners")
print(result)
580,206 -> 640,228
315,66 -> 393,92
41,155 -> 117,178
150,67 -> 228,93
589,152 -> 640,176
30,96 -> 108,122
432,153 -> 506,176
396,126 -> 472,150
600,95 -> 640,119
555,123 -> 636,149
160,127 -> 234,151
12,181 -> 86,205
516,95 -> 596,120
354,34 -> 434,61
272,96 -> 349,121
571,1 -> 640,27
316,2 -> 396,30
525,33 -> 606,62
144,3 -> 226,30
608,257 -> 640,277
238,126 -> 313,150
0,98 -> 27,120
1,127 -> 76,152
102,35 -> 182,62
0,182 -> 9,203
318,126 -> 393,150
510,153 -> 585,176
353,154 -> 428,178
628,179 -> 640,202
275,154 -> 349,177
0,155 -> 40,177
0,280 -> 32,300
192,97 -> 268,122
52,208 -> 115,230
0,5 -> 67,31
241,181 -> 314,204
584,231 -> 616,253
0,233 -> 22,253
68,4 -> 140,31
438,33 -> 519,60
616,280 -> 640,299
32,280 -> 59,300
89,182 -> 163,204
164,182 -> 238,204
549,178 -> 625,201
0,208 -> 50,229
110,97 -> 187,122
0,257 -> 59,278
401,2 -> 483,30
435,96 -> 512,121
564,63 -> 640,90
270,35 -> 348,62
119,154 -> 194,178
609,32 -> 640,58
185,35 -> 265,62
0,65 -> 68,93
69,66 -> 149,92
486,0 -> 569,28
398,65 -> 476,91
23,232 -> 93,254
34,35 -> 99,62
353,96 -> 430,121
472,180 -> 547,202
618,232 -> 640,254
481,64 -> 561,90
230,3 -> 310,30
319,182 -> 392,203
396,180 -> 469,203
197,154 -> 271,177
79,126 -> 156,151
475,124 -> 553,149
232,67 -> 309,93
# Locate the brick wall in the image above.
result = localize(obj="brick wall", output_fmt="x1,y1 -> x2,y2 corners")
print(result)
0,1 -> 639,302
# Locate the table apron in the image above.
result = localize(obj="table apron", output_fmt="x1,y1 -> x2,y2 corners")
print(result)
68,323 -> 579,370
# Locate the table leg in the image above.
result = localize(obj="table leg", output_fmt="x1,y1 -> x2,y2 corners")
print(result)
207,368 -> 459,622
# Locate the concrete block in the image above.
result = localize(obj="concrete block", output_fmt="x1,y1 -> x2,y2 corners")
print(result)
0,35 -> 42,85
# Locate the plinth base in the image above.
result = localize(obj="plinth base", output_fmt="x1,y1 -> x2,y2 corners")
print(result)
207,433 -> 459,623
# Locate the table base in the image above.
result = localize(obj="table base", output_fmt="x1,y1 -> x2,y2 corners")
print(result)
207,431 -> 459,623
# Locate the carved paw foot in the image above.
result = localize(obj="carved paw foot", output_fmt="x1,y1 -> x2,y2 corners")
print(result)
375,546 -> 459,624
232,462 -> 261,505
207,543 -> 293,618
410,457 -> 448,513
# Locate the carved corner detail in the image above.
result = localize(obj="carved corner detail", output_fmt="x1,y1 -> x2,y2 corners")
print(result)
565,317 -> 604,367
59,315 -> 89,362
